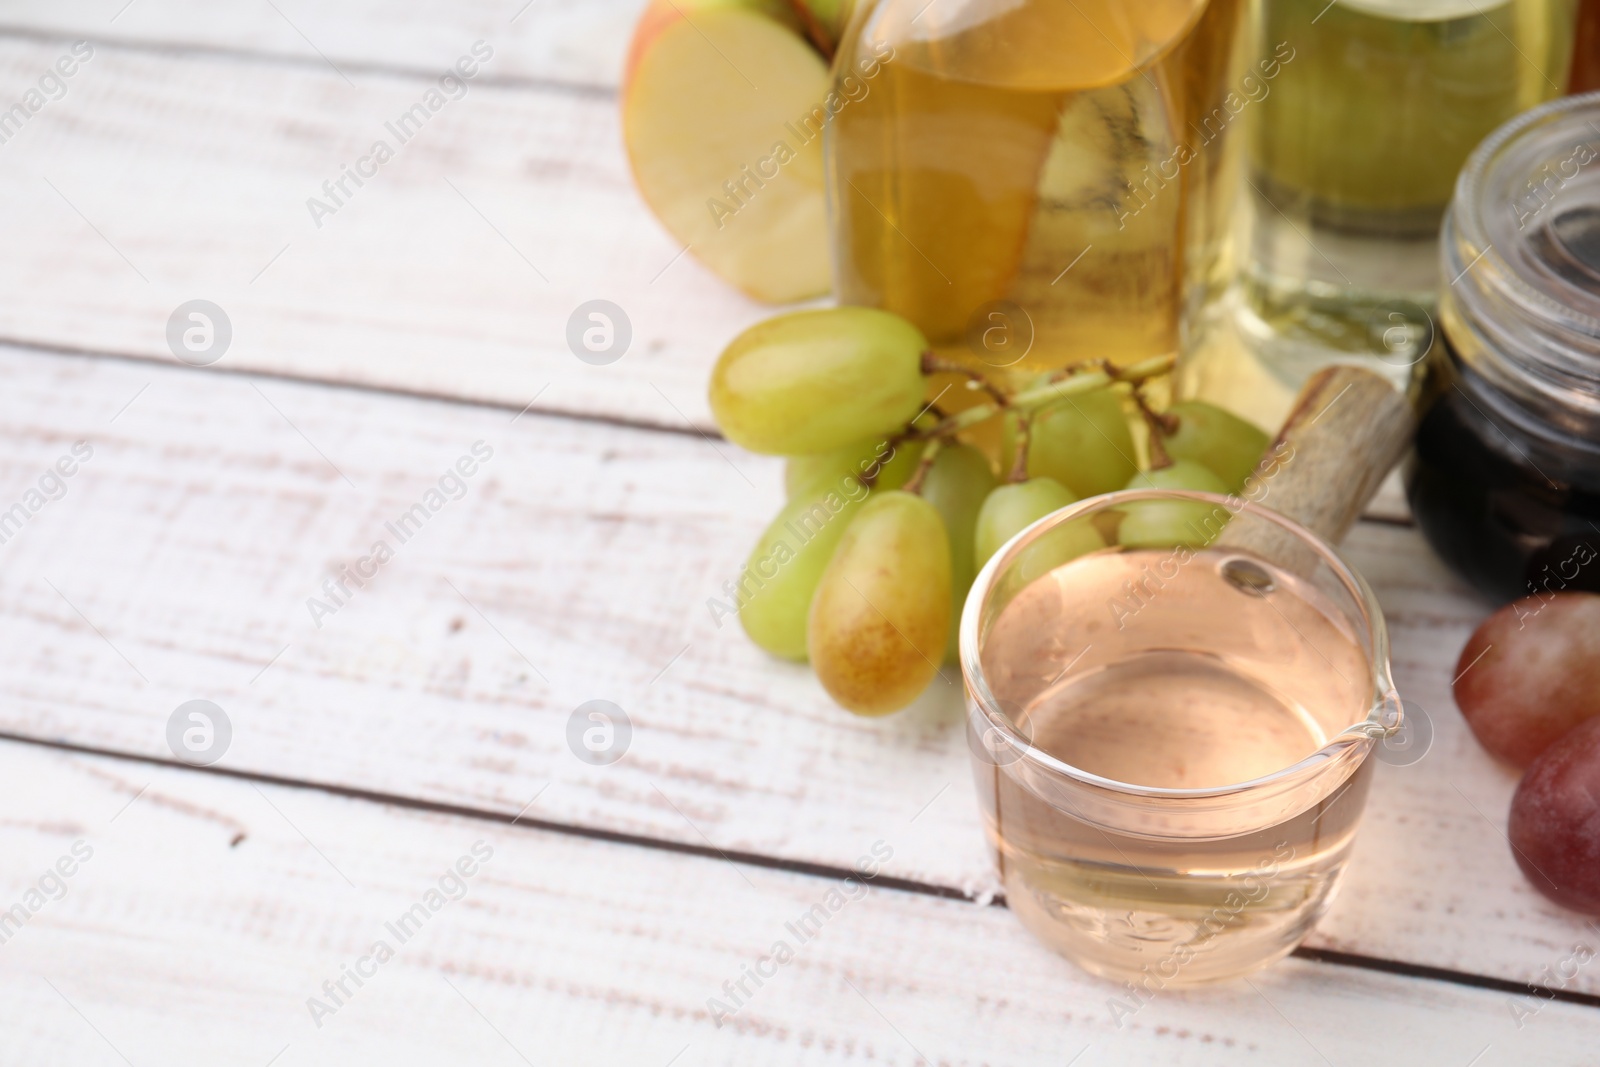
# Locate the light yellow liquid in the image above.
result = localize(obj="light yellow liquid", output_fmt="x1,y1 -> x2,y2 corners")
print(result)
1179,0 -> 1578,430
828,0 -> 1249,378
1184,0 -> 1578,424
1255,0 -> 1576,237
974,549 -> 1375,983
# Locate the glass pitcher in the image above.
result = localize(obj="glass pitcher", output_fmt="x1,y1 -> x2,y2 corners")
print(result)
960,489 -> 1403,983
825,0 -> 1252,382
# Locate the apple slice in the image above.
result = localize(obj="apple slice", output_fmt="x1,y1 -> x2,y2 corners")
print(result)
623,0 -> 833,304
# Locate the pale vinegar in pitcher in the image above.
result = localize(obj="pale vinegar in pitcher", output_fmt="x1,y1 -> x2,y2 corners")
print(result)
974,548 -> 1377,983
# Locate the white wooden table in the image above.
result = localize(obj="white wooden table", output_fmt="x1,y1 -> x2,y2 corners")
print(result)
0,3 -> 1595,1063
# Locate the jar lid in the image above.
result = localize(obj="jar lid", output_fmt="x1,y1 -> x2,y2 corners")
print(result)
1445,92 -> 1600,436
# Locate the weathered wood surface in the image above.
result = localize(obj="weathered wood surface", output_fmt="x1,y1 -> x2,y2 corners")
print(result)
0,2 -> 1590,1060
4,740 -> 1595,1066
0,343 -> 1588,999
4,0 -> 641,89
0,22 -> 756,435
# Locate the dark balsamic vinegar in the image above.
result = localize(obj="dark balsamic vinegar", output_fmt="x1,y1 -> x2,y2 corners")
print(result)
1407,344 -> 1600,605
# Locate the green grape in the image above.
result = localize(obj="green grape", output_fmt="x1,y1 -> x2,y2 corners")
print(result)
1160,402 -> 1271,492
784,436 -> 920,499
919,444 -> 998,662
975,478 -> 1074,569
1118,461 -> 1233,550
807,492 -> 951,716
737,475 -> 873,660
710,308 -> 928,456
1000,387 -> 1137,499
975,478 -> 1105,584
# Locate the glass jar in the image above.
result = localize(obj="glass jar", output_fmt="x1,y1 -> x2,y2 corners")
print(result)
824,0 -> 1251,381
1407,92 -> 1600,604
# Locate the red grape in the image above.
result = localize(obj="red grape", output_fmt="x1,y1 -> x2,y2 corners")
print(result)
1509,717 -> 1600,916
1453,592 -> 1600,768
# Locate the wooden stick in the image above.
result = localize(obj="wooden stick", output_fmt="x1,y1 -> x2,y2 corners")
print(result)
1248,365 -> 1416,544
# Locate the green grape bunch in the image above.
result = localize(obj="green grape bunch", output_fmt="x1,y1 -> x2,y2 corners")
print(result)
707,307 -> 1273,717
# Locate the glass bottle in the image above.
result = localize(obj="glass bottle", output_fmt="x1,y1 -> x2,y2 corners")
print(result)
1245,1 -> 1579,356
1180,0 -> 1580,432
825,0 -> 1251,383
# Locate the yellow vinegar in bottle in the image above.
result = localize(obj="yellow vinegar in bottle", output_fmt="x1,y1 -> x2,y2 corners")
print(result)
1178,0 -> 1580,432
1247,0 -> 1578,308
825,0 -> 1252,381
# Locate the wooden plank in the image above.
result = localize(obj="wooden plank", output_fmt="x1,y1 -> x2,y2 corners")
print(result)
0,344 -> 1583,994
2,0 -> 643,90
0,32 -> 764,434
1368,469 -> 1411,526
4,739 -> 1595,1065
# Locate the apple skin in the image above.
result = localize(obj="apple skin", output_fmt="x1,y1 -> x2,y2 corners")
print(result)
623,0 -> 803,91
621,0 -> 834,304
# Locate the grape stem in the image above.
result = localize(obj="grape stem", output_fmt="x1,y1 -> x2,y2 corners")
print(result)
1133,386 -> 1177,471
921,353 -> 1010,408
902,439 -> 944,495
783,0 -> 835,60
913,354 -> 1176,442
1007,410 -> 1032,484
